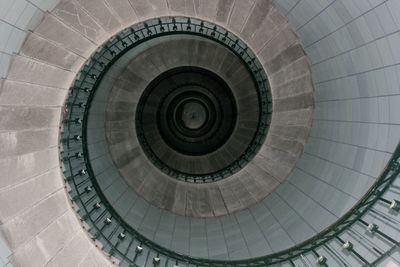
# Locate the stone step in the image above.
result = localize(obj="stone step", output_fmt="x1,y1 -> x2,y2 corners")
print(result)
21,33 -> 85,72
52,0 -> 108,44
0,80 -> 66,107
0,128 -> 58,159
7,55 -> 76,89
0,106 -> 60,131
9,211 -> 85,266
2,190 -> 70,250
45,231 -> 97,267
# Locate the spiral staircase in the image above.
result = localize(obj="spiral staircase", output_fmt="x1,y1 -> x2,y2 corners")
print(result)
0,0 -> 399,266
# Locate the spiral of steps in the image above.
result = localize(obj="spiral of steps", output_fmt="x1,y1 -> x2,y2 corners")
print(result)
0,0 -> 399,267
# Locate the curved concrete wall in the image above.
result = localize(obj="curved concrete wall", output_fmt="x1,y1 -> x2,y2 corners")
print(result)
0,0 -> 399,266
272,0 -> 400,265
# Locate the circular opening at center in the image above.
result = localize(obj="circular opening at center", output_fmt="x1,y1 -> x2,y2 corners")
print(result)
178,101 -> 208,130
137,66 -> 238,157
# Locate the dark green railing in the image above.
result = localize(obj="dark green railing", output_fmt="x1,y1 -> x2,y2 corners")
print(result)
60,16 -> 400,267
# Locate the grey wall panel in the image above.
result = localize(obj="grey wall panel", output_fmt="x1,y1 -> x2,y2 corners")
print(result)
271,0 -> 400,254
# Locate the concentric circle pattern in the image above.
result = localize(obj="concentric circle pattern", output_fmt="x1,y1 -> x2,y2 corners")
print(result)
137,66 -> 238,157
136,65 -> 267,177
98,19 -> 273,183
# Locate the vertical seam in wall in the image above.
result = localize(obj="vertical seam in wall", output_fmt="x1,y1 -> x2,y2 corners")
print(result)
248,209 -> 274,254
0,155 -> 60,192
309,134 -> 392,155
239,0 -> 257,33
2,187 -> 66,225
167,211 -> 177,249
225,0 -> 236,27
259,195 -> 297,246
214,217 -> 229,259
293,164 -> 364,200
311,27 -> 397,66
316,93 -> 400,103
314,61 -> 400,85
275,185 -> 321,230
27,31 -> 89,60
62,0 -> 108,38
164,0 -> 171,15
284,0 -> 302,17
46,13 -> 99,47
125,0 -> 139,18
303,0 -> 388,49
232,213 -> 252,258
288,168 -> 351,215
76,247 -> 96,267
0,18 -> 29,32
10,206 -> 69,255
313,118 -> 400,126
303,150 -> 377,179
296,0 -> 337,31
15,53 -> 78,72
152,207 -> 163,241
43,228 -> 82,266
187,216 -> 191,257
253,14 -> 289,55
26,0 -> 58,13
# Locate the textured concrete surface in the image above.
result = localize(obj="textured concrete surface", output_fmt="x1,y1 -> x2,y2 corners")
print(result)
0,0 -> 399,265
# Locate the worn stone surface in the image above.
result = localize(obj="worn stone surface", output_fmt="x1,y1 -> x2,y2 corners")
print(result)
167,0 -> 196,16
240,0 -> 272,41
2,191 -> 69,249
265,44 -> 306,74
20,33 -> 85,71
227,0 -> 256,34
53,0 -> 108,43
0,128 -> 58,158
258,24 -> 299,62
45,231 -> 95,267
7,56 -> 76,89
270,57 -> 311,87
0,148 -> 59,189
194,0 -> 219,22
9,211 -> 82,267
128,0 -> 168,19
0,80 -> 66,106
216,0 -> 235,25
78,248 -> 111,267
0,169 -> 63,221
105,0 -> 137,26
272,74 -> 313,99
249,7 -> 287,53
76,0 -> 122,33
34,14 -> 96,56
0,106 -> 60,131
273,92 -> 314,112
